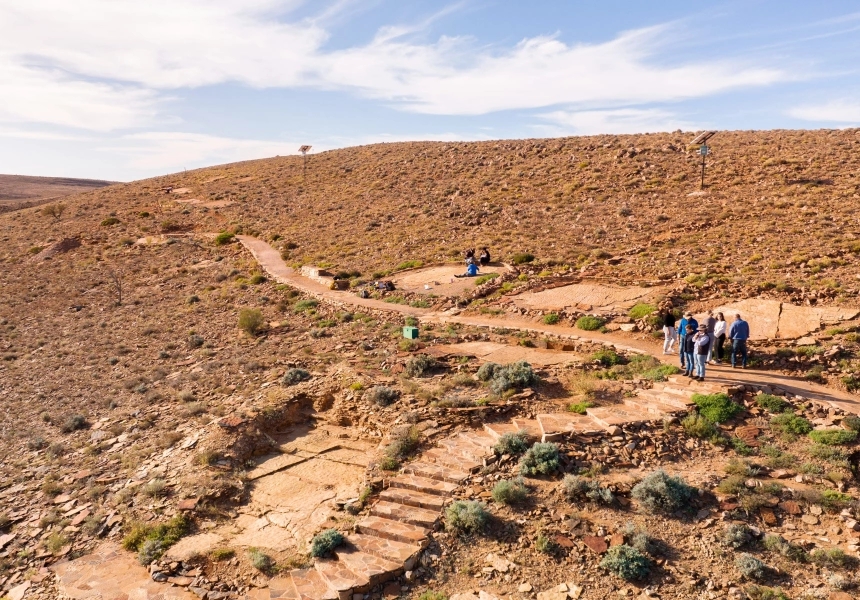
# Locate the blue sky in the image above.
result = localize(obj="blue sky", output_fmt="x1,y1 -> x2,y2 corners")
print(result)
1,0 -> 859,181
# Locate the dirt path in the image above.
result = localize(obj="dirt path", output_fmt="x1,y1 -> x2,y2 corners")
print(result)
237,236 -> 860,415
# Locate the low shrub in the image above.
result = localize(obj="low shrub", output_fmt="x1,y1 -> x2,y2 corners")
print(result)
475,273 -> 500,285
491,478 -> 529,505
293,299 -> 319,313
310,529 -> 344,557
100,217 -> 120,226
599,545 -> 650,581
623,523 -> 659,556
735,553 -> 766,580
692,393 -> 743,423
628,303 -> 656,320
721,523 -> 754,548
682,413 -> 720,440
282,368 -> 310,386
493,430 -> 530,455
210,547 -> 235,561
476,362 -> 501,382
137,539 -> 164,566
60,414 -> 89,433
249,273 -> 266,285
418,592 -> 447,600
368,386 -> 400,407
810,547 -> 853,568
385,426 -> 420,460
405,354 -> 438,378
843,415 -> 860,432
568,401 -> 593,414
488,361 -> 537,394
542,313 -> 560,325
510,252 -> 535,265
142,478 -> 167,498
248,547 -> 274,571
576,316 -> 604,331
238,308 -> 265,335
631,469 -> 695,514
808,429 -> 857,445
519,442 -> 560,476
756,394 -> 792,413
770,412 -> 812,437
762,534 -> 806,562
562,474 -> 614,504
122,514 -> 190,565
535,534 -> 558,554
214,231 -> 235,246
445,500 -> 489,534
592,348 -> 622,367
745,585 -> 790,600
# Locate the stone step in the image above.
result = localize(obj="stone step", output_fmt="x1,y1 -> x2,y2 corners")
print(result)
666,376 -> 726,394
438,438 -> 487,462
622,396 -> 681,417
536,413 -> 603,441
457,431 -> 496,453
370,500 -> 439,528
482,422 -> 520,440
290,568 -> 338,600
389,474 -> 458,497
357,516 -> 429,545
379,487 -> 446,511
424,448 -> 482,472
510,419 -> 542,440
635,388 -> 693,410
404,461 -> 470,484
333,546 -> 403,587
267,576 -> 301,600
585,406 -> 656,429
314,558 -> 369,599
346,534 -> 422,570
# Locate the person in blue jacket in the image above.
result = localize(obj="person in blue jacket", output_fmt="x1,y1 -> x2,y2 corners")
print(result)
677,311 -> 698,369
455,262 -> 479,278
728,313 -> 750,368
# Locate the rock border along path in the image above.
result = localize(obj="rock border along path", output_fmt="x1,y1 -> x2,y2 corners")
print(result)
56,237 -> 860,600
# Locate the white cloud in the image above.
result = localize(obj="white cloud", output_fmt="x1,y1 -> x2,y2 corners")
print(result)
539,108 -> 701,135
788,99 -> 860,123
0,1 -> 788,131
99,131 -> 303,171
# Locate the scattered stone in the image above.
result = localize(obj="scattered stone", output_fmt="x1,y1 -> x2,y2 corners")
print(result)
802,515 -> 820,526
519,583 -> 533,593
582,535 -> 608,554
779,500 -> 802,515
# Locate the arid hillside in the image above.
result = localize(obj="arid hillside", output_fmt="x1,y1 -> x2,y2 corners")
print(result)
0,175 -> 116,213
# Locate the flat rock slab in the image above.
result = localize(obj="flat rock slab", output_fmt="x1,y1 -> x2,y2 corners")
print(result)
393,265 -> 506,297
164,532 -> 224,562
697,300 -> 859,340
445,342 -> 580,366
512,283 -> 661,312
51,542 -> 195,600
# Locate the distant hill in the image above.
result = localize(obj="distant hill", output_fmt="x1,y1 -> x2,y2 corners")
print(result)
0,174 -> 117,213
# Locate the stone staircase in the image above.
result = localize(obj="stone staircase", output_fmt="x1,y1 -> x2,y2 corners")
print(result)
271,376 -> 731,600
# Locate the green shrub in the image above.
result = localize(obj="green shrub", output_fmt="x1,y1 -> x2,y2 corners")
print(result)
640,364 -> 681,381
385,426 -> 420,460
395,260 -> 423,271
631,469 -> 695,514
137,539 -> 164,565
735,553 -> 766,580
445,500 -> 489,534
310,529 -> 344,557
568,401 -> 593,414
122,514 -> 190,565
238,308 -> 265,335
100,217 -> 120,226
808,429 -> 857,445
770,412 -> 812,436
682,413 -> 720,440
542,313 -> 560,325
510,252 -> 535,265
762,534 -> 806,562
810,547 -> 853,568
491,478 -> 529,505
293,299 -> 319,312
721,523 -> 754,548
623,523 -> 659,557
692,393 -> 742,423
282,368 -> 310,386
562,475 -> 614,504
475,273 -> 500,285
628,304 -> 656,320
756,394 -> 791,413
576,316 -> 604,331
821,489 -> 853,510
488,361 -> 537,394
60,414 -> 89,433
210,547 -> 235,561
418,592 -> 447,600
744,586 -> 790,600
368,386 -> 400,406
599,545 -> 650,581
476,362 -> 501,382
493,430 -> 530,455
592,348 -> 622,367
249,273 -> 266,284
843,415 -> 860,432
535,534 -> 558,554
519,442 -> 560,476
214,231 -> 235,246
248,547 -> 274,571
405,354 -> 438,378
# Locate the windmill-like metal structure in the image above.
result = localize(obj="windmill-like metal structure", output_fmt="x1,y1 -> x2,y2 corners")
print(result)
299,145 -> 312,179
690,131 -> 717,189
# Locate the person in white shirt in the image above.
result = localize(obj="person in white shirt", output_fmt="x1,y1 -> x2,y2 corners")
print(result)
712,312 -> 727,364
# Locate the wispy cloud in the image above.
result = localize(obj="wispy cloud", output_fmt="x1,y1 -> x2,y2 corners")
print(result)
539,108 -> 702,135
788,99 -> 860,123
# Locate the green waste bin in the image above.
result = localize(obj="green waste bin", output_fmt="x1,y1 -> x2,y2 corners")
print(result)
402,326 -> 419,339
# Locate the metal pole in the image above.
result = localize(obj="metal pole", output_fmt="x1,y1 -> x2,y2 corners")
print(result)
701,152 -> 706,189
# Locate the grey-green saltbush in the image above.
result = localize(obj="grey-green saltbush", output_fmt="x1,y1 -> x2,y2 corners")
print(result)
562,475 -> 614,504
445,500 -> 489,534
282,368 -> 310,386
405,354 -> 438,378
491,478 -> 529,505
631,469 -> 695,514
310,529 -> 344,557
519,442 -> 560,476
599,545 -> 650,580
493,430 -> 530,455
735,553 -> 766,580
368,386 -> 400,406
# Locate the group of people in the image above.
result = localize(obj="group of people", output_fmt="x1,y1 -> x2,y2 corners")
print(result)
662,310 -> 750,381
456,247 -> 491,278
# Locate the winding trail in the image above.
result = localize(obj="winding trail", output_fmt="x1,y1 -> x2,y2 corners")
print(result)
237,236 -> 860,415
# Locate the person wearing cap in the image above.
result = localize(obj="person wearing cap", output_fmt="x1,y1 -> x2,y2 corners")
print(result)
728,313 -> 750,368
682,324 -> 696,377
677,311 -> 699,369
693,323 -> 710,381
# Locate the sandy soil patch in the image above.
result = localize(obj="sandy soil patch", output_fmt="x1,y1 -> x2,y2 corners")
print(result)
393,264 -> 506,297
512,283 -> 662,312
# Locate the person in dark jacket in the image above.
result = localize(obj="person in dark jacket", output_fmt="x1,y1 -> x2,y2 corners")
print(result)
677,312 -> 698,369
662,311 -> 676,355
682,324 -> 696,377
693,323 -> 710,381
479,248 -> 491,266
728,313 -> 750,368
